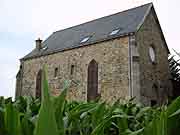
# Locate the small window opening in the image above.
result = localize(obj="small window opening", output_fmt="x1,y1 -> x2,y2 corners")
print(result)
109,29 -> 120,36
70,65 -> 75,75
149,45 -> 156,63
151,100 -> 157,106
80,37 -> 90,43
42,46 -> 48,51
54,68 -> 58,77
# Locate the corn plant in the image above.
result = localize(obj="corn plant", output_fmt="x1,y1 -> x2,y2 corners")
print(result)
0,65 -> 180,135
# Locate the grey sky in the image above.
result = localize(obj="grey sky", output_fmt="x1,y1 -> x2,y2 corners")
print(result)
0,0 -> 179,97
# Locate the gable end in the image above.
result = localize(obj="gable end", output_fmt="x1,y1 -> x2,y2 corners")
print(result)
136,5 -> 170,54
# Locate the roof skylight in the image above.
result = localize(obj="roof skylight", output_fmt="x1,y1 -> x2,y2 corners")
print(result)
109,29 -> 120,36
80,36 -> 90,43
42,46 -> 48,50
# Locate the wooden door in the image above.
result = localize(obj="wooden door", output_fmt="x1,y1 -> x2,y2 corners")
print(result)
87,60 -> 98,101
36,69 -> 42,99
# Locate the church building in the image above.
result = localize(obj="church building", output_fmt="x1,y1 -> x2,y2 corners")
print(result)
16,3 -> 172,105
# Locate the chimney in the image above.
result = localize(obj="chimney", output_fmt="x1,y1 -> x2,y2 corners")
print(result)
35,38 -> 42,50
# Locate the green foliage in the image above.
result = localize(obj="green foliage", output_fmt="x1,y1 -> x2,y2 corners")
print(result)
169,55 -> 180,82
169,50 -> 180,98
34,65 -> 59,135
0,66 -> 180,135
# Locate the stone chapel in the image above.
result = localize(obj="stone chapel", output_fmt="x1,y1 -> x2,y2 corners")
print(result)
16,3 -> 172,105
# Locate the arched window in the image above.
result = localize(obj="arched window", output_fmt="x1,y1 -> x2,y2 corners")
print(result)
87,59 -> 98,101
151,84 -> 158,106
149,45 -> 156,64
36,69 -> 42,99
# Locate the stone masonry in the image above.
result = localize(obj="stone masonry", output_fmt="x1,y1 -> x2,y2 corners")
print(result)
16,3 -> 172,105
135,10 -> 172,105
20,37 -> 130,103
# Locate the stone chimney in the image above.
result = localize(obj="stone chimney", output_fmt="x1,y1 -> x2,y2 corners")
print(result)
35,38 -> 42,50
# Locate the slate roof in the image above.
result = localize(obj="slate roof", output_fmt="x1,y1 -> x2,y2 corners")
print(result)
22,3 -> 153,60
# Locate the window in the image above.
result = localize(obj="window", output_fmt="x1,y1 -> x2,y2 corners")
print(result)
87,59 -> 98,101
36,69 -> 42,99
109,29 -> 120,36
42,46 -> 48,50
80,37 -> 90,43
70,65 -> 75,75
149,46 -> 156,63
54,68 -> 58,77
151,100 -> 157,106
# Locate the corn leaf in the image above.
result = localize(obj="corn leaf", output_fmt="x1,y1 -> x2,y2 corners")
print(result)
34,65 -> 58,135
53,80 -> 70,134
4,103 -> 22,135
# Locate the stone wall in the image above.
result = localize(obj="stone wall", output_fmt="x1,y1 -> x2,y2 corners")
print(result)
15,68 -> 23,98
136,9 -> 172,105
21,37 -> 130,103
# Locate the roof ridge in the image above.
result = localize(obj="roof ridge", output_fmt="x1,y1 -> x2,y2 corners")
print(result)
53,2 -> 153,34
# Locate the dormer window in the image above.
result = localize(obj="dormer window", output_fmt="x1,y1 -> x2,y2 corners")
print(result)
42,46 -> 48,51
109,29 -> 120,36
80,36 -> 90,43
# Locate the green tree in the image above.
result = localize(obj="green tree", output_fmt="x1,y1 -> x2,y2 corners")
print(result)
169,49 -> 180,98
